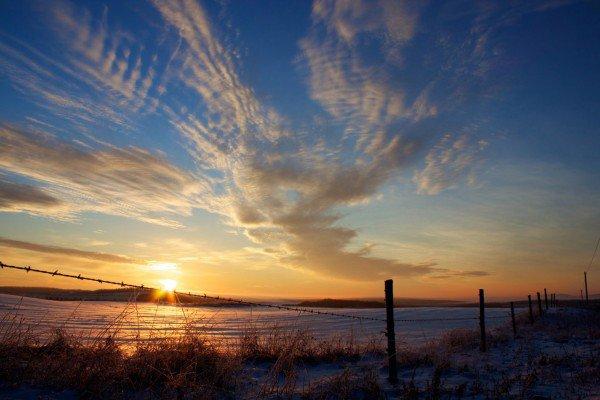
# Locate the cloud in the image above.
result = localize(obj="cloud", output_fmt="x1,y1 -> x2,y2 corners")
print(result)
147,0 -> 441,281
0,180 -> 65,215
299,0 -> 436,149
0,0 -> 531,282
0,126 -> 210,226
48,1 -> 160,111
312,0 -> 419,62
413,134 -> 487,195
0,237 -> 143,264
428,270 -> 491,280
151,0 -> 281,144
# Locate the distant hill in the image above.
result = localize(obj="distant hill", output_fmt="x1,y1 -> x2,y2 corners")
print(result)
0,286 -> 248,307
297,298 -> 469,308
297,299 -> 385,308
296,297 -> 600,309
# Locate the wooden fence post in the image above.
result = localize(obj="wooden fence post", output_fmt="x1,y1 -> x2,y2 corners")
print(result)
537,292 -> 543,316
544,288 -> 548,310
479,289 -> 486,352
384,279 -> 398,384
528,295 -> 534,323
510,301 -> 517,338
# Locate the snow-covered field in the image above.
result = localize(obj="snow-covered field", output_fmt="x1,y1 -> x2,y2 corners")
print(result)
0,293 -> 516,346
0,292 -> 598,399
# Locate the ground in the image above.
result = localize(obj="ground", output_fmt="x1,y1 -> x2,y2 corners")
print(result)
0,306 -> 598,399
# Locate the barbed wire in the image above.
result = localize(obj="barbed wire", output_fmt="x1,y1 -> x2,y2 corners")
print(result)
0,261 -> 510,324
0,261 -> 385,322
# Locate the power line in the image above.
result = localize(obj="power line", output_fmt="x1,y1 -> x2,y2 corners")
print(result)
586,236 -> 600,272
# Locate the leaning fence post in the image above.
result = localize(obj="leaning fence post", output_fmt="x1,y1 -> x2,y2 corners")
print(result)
528,294 -> 534,323
544,288 -> 548,310
537,292 -> 543,316
510,301 -> 517,338
384,279 -> 398,384
479,289 -> 486,352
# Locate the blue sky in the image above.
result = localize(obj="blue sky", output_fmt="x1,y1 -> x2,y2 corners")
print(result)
0,0 -> 598,298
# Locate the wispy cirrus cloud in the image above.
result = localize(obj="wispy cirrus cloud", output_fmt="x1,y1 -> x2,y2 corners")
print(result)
299,0 -> 437,149
0,126 -> 210,227
148,0 -> 446,281
1,0 -> 561,283
48,1 -> 161,112
413,134 -> 488,195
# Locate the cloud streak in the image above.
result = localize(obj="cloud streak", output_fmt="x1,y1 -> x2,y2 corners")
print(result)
0,180 -> 64,215
0,126 -> 210,226
0,237 -> 142,264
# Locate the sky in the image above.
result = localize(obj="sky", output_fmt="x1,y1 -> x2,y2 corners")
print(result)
0,0 -> 598,300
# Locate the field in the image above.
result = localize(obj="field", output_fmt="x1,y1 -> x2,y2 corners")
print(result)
0,294 -> 598,399
0,294 -> 516,347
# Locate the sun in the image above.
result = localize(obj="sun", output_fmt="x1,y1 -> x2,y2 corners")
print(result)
160,279 -> 177,292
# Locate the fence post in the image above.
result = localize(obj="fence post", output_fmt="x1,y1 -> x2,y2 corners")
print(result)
384,279 -> 398,384
544,288 -> 548,310
479,289 -> 486,352
510,301 -> 517,338
584,272 -> 589,305
537,292 -> 543,316
528,295 -> 534,323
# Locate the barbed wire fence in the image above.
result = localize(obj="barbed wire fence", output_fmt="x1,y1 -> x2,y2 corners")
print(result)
0,261 -> 515,323
0,260 -> 560,382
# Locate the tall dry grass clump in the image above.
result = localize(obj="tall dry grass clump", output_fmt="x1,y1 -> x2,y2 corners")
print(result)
0,312 -> 385,399
0,329 -> 242,399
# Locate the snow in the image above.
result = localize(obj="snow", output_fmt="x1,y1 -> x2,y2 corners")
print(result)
0,293 -> 516,347
2,294 -> 596,398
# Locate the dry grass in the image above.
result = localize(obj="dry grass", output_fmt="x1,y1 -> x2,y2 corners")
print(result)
389,307 -> 600,399
0,331 -> 241,399
238,325 -> 383,364
2,302 -> 598,399
0,315 -> 385,399
301,367 -> 385,400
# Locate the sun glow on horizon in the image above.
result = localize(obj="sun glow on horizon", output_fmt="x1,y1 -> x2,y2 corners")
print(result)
160,279 -> 178,292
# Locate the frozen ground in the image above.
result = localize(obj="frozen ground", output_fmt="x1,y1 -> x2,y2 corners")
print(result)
241,307 -> 599,399
0,294 -> 597,399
